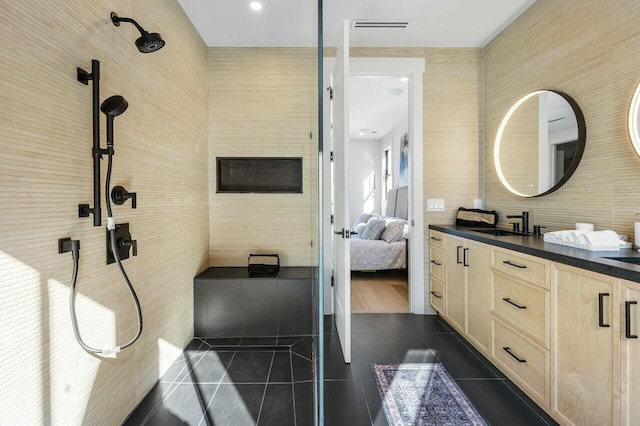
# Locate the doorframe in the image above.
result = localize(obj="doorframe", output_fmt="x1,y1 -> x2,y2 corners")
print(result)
322,57 -> 426,315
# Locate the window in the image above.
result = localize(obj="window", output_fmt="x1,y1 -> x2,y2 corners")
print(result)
384,148 -> 392,198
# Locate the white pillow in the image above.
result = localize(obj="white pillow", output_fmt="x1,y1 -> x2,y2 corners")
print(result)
381,220 -> 405,243
361,219 -> 386,240
353,222 -> 367,236
352,213 -> 372,229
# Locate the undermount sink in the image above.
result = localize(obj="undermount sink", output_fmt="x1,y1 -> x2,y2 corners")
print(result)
602,256 -> 640,265
471,228 -> 531,237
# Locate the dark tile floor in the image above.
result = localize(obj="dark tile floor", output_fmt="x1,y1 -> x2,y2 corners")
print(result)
124,336 -> 314,426
125,314 -> 558,426
324,313 -> 559,426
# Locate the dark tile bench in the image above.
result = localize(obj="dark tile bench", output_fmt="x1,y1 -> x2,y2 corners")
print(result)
194,267 -> 314,337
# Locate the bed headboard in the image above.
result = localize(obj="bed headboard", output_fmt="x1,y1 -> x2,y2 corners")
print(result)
384,186 -> 408,220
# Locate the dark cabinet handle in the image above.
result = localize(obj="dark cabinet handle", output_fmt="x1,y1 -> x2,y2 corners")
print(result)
598,293 -> 610,328
503,260 -> 526,269
430,236 -> 442,241
430,291 -> 443,299
431,260 -> 442,266
503,347 -> 526,363
626,301 -> 638,339
502,297 -> 527,309
463,248 -> 469,267
456,246 -> 463,264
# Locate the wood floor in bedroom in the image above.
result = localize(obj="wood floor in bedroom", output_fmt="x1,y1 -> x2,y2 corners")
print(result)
350,270 -> 409,313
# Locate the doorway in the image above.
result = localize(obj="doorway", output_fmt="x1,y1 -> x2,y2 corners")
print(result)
348,74 -> 410,313
322,57 -> 425,319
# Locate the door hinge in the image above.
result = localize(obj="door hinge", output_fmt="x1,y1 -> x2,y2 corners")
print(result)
310,131 -> 313,140
331,272 -> 335,287
327,87 -> 334,100
330,151 -> 334,162
330,214 -> 334,224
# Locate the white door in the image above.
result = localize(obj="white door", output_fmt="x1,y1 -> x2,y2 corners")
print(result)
332,19 -> 351,363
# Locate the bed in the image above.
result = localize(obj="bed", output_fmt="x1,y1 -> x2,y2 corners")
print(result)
350,186 -> 408,271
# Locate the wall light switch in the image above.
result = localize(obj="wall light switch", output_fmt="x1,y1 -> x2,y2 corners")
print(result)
427,199 -> 445,212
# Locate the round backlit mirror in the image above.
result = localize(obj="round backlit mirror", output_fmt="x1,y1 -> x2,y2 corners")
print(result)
494,90 -> 586,197
629,82 -> 640,156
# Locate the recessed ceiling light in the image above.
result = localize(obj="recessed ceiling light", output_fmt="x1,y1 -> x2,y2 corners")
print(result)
385,88 -> 403,96
358,132 -> 364,136
400,77 -> 409,82
250,1 -> 263,11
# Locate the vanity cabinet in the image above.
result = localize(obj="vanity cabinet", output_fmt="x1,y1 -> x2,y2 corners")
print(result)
428,226 -> 640,426
428,230 -> 446,315
444,234 -> 467,332
430,233 -> 490,354
490,247 -> 551,408
551,263 -> 618,426
620,280 -> 640,426
464,239 -> 491,353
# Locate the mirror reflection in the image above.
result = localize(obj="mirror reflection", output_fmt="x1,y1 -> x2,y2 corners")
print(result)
495,90 -> 585,197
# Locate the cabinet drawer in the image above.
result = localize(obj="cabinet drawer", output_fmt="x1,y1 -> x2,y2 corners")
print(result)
491,247 -> 549,289
429,246 -> 445,282
492,271 -> 549,348
429,230 -> 445,249
429,277 -> 445,315
492,317 -> 549,408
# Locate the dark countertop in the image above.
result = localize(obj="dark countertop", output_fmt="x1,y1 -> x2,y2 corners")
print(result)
429,225 -> 640,284
195,266 -> 315,281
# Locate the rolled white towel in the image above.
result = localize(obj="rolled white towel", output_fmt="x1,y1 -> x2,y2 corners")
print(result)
576,232 -> 590,245
583,230 -> 620,247
566,231 -> 581,243
551,230 -> 574,242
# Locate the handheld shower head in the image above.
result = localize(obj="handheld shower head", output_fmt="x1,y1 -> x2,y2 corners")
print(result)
101,95 -> 128,147
101,95 -> 128,117
111,12 -> 165,53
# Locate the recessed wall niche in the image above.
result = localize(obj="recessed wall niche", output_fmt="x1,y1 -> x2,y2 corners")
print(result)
216,157 -> 303,193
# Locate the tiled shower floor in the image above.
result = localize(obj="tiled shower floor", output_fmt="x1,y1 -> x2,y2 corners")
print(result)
125,314 -> 558,426
124,336 -> 314,426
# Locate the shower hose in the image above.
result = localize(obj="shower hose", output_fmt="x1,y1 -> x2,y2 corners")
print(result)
68,149 -> 143,355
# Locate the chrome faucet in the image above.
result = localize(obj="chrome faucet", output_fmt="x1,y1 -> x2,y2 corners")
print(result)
506,211 -> 529,234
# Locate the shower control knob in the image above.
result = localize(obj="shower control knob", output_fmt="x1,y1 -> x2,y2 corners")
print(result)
119,238 -> 137,257
112,185 -> 137,209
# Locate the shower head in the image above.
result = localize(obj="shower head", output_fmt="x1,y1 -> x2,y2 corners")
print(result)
110,12 -> 165,53
135,32 -> 165,54
101,95 -> 128,117
101,95 -> 128,148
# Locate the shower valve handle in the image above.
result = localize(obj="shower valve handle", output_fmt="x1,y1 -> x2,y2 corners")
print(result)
112,185 -> 137,209
120,239 -> 137,257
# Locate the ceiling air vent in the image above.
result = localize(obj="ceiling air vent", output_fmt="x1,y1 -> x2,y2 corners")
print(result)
352,19 -> 410,29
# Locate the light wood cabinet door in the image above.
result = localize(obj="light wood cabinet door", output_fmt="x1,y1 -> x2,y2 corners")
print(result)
429,230 -> 444,249
445,235 -> 466,332
429,276 -> 446,315
429,245 -> 446,283
552,264 -> 619,426
621,280 -> 640,426
465,239 -> 490,353
492,271 -> 549,348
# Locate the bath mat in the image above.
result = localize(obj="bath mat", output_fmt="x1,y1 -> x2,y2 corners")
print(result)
370,363 -> 488,426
